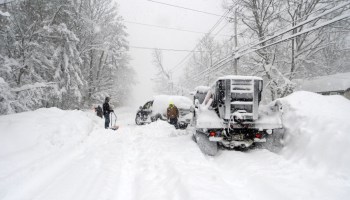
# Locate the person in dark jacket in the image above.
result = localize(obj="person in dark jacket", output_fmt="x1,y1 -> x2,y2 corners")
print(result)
167,102 -> 179,129
95,105 -> 103,118
103,97 -> 114,129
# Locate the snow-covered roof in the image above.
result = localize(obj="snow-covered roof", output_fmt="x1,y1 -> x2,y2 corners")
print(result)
295,72 -> 350,93
216,75 -> 263,81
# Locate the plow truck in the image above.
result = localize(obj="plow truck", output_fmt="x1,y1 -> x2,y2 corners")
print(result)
191,75 -> 284,156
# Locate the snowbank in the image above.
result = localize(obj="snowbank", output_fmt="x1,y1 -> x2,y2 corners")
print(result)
278,91 -> 350,175
0,108 -> 109,200
0,107 -> 98,157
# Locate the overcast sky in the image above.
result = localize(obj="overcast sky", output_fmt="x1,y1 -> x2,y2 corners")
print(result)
116,0 -> 233,106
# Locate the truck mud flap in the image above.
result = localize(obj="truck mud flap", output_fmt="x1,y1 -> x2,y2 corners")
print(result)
264,128 -> 285,153
195,131 -> 218,156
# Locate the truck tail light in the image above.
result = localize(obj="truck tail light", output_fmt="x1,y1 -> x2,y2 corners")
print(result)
255,133 -> 262,139
209,132 -> 216,137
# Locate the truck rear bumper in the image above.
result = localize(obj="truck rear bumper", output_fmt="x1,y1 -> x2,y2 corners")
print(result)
221,139 -> 254,148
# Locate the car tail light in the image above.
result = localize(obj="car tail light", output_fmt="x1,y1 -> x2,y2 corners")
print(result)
209,132 -> 216,137
255,133 -> 262,139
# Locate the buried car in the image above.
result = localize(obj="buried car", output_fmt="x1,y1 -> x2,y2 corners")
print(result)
135,95 -> 193,129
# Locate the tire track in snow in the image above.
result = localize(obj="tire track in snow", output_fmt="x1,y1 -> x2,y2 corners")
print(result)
125,122 -> 239,200
0,145 -> 86,200
32,129 -> 129,200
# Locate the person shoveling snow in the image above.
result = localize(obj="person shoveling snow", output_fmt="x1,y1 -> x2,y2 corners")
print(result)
103,97 -> 119,130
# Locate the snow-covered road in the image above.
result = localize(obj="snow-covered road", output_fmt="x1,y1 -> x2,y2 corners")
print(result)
1,93 -> 350,200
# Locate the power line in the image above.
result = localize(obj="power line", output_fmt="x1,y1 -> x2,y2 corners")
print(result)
124,20 -> 231,37
237,1 -> 350,56
236,3 -> 340,55
129,45 -> 208,52
214,20 -> 229,37
169,8 -> 233,73
146,0 -> 230,18
207,9 -> 231,34
170,9 -> 248,73
187,2 -> 350,83
191,5 -> 350,82
236,12 -> 350,58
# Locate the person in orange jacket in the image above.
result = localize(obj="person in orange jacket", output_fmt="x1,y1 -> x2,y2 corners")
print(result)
167,102 -> 179,129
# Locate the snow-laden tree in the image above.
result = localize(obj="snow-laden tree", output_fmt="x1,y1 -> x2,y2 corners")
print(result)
281,0 -> 350,78
183,35 -> 232,89
218,0 -> 350,101
0,0 -> 133,115
0,0 -> 86,110
0,75 -> 25,114
152,49 -> 174,95
71,0 -> 132,106
222,0 -> 287,100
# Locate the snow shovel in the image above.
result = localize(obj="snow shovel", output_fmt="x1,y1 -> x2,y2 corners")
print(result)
110,112 -> 119,131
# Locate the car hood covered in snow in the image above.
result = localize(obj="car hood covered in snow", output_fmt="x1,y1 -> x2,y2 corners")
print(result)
152,95 -> 193,116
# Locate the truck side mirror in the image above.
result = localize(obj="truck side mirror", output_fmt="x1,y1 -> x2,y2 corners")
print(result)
139,106 -> 142,110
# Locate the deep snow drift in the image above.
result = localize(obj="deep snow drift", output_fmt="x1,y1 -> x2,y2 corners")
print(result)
279,91 -> 350,176
0,91 -> 349,200
0,108 -> 97,157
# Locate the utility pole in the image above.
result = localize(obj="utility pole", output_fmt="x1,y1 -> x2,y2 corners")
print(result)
230,7 -> 238,75
233,7 -> 238,75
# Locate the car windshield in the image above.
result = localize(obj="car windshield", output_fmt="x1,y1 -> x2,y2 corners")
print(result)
143,101 -> 153,109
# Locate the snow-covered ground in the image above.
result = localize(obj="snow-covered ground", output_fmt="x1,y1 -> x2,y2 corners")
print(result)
0,92 -> 350,200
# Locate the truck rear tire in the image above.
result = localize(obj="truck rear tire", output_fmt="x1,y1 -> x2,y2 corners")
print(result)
195,131 -> 218,156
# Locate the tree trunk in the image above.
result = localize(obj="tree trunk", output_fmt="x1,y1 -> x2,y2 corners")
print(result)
88,50 -> 94,103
